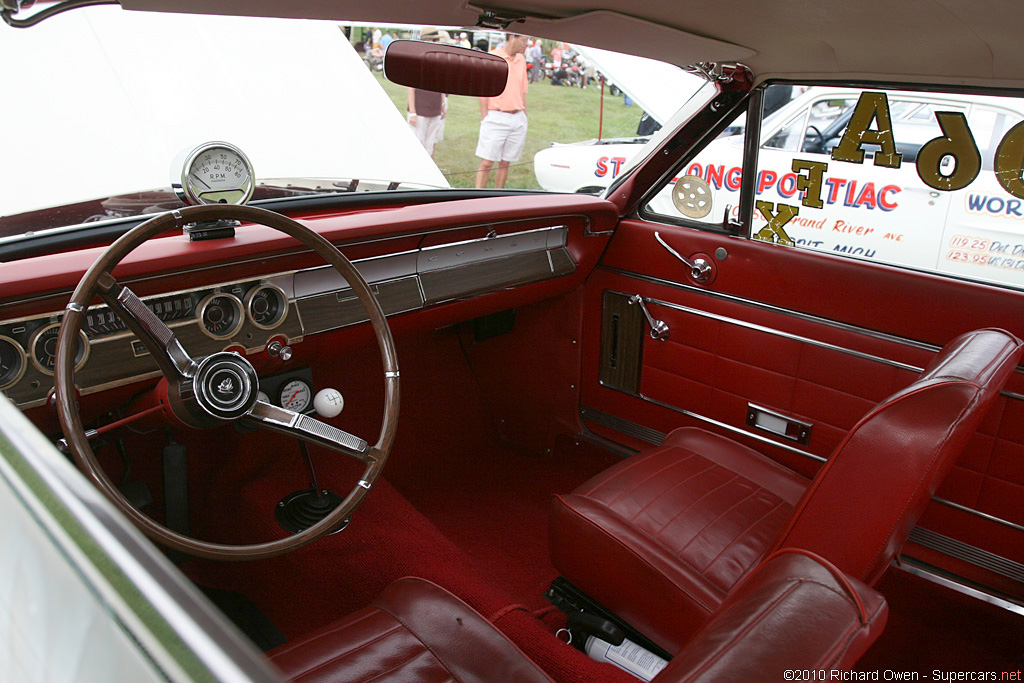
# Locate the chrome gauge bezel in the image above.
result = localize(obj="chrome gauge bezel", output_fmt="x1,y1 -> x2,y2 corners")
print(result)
175,141 -> 255,207
0,335 -> 28,390
196,293 -> 245,341
244,284 -> 289,330
30,324 -> 90,376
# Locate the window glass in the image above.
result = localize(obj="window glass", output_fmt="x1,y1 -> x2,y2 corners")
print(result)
647,83 -> 1024,290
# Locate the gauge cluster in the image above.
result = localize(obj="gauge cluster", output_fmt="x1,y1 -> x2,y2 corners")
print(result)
0,274 -> 299,406
1,221 -> 579,409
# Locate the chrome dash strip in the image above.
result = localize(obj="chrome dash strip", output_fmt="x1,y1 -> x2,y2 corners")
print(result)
637,294 -> 924,373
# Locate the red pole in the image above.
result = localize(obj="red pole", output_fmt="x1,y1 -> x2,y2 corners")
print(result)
598,75 -> 605,141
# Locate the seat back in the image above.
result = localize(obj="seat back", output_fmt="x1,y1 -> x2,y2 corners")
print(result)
654,549 -> 887,682
772,328 -> 1023,584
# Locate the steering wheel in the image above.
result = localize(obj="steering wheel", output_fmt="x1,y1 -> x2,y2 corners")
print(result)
54,204 -> 399,561
803,125 -> 824,152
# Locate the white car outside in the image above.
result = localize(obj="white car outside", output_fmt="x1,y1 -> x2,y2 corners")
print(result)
533,48 -> 706,194
640,86 -> 1024,290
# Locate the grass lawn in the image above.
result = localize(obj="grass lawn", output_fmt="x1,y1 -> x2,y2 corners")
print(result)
372,71 -> 645,190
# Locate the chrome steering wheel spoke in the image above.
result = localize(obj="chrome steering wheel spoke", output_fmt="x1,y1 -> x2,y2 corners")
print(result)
244,400 -> 374,463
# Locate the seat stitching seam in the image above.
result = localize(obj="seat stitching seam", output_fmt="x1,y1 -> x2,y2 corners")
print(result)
646,471 -> 742,545
673,484 -> 765,559
702,498 -> 786,585
679,582 -> 802,682
823,596 -> 888,668
630,462 -> 722,526
375,607 -> 470,683
560,496 -> 718,609
606,451 -> 702,508
269,610 -> 386,658
360,647 -> 435,683
581,445 -> 689,497
280,623 -> 410,681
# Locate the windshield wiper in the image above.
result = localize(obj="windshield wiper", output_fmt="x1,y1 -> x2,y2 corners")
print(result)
1,0 -> 117,28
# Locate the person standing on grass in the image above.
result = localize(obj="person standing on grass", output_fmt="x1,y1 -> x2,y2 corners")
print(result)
407,27 -> 447,157
475,33 -> 529,189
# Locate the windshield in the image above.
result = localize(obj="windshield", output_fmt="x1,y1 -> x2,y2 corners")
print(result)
0,6 -> 712,241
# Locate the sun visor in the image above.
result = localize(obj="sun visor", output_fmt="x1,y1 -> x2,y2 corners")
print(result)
506,10 -> 755,66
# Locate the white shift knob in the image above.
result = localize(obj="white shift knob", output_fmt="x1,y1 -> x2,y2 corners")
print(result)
313,388 -> 344,418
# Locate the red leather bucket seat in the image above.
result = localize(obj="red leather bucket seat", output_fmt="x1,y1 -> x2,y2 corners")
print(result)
269,550 -> 886,682
550,328 -> 1022,652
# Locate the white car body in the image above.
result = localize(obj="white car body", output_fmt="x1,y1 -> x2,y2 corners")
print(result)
533,48 -> 706,194
1,9 -> 445,219
642,86 -> 1024,289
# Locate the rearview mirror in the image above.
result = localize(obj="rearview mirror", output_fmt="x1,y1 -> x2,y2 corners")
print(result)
383,40 -> 508,97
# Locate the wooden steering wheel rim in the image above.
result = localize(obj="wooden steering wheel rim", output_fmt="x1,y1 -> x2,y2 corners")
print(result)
54,204 -> 400,561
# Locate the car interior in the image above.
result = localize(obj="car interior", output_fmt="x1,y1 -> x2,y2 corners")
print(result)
2,0 -> 1024,681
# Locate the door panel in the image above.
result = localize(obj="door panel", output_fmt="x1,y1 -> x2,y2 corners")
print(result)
581,218 -> 1024,594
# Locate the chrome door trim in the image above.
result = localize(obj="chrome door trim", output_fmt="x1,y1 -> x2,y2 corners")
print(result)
602,266 -> 942,352
633,293 -> 924,373
606,268 -> 1024,398
897,561 -> 1024,616
932,497 -> 1024,534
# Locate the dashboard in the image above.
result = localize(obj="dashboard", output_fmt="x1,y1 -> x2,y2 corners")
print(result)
0,194 -> 615,410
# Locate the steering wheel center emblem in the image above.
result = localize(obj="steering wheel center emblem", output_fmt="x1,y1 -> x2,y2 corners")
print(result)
216,377 -> 236,396
192,353 -> 259,420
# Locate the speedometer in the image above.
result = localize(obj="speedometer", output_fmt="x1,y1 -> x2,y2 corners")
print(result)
174,142 -> 254,206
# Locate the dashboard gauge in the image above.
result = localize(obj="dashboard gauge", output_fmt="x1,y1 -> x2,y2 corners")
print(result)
30,324 -> 89,375
174,142 -> 254,206
257,390 -> 270,404
245,285 -> 288,330
279,379 -> 312,413
0,336 -> 27,389
197,293 -> 245,340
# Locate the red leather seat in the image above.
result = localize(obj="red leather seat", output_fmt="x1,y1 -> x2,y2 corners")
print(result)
268,577 -> 554,683
267,551 -> 886,682
551,328 -> 1023,652
662,549 -> 888,680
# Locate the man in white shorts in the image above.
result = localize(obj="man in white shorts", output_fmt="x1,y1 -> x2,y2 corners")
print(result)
407,27 -> 447,157
475,33 -> 529,188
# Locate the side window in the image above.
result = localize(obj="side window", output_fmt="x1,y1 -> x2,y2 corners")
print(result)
643,106 -> 748,227
694,84 -> 1024,290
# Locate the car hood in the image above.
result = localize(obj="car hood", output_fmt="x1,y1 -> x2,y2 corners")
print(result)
574,45 -> 705,125
1,7 -> 447,219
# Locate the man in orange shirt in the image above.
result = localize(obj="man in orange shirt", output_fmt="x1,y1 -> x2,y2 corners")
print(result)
475,33 -> 530,189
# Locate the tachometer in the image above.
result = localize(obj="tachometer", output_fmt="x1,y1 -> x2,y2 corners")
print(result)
174,142 -> 254,206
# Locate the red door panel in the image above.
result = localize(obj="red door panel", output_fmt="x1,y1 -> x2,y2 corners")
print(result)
581,218 -> 1024,594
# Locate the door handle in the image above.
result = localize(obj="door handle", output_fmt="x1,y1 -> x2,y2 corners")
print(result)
654,232 -> 713,282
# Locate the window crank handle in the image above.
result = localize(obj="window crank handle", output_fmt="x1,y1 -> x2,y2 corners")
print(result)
654,231 -> 712,282
629,295 -> 669,341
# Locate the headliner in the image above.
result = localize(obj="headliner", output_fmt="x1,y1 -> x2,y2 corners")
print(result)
119,0 -> 1024,90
